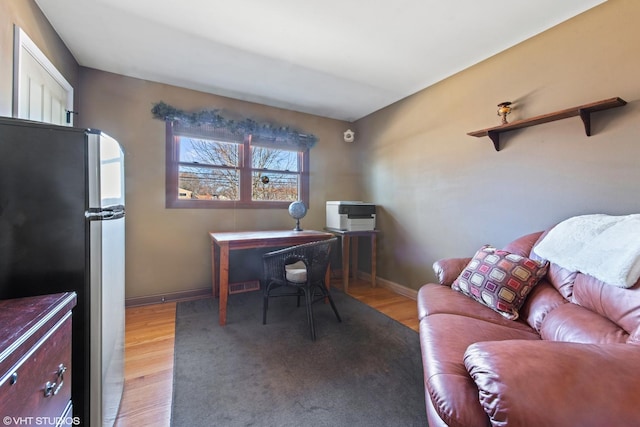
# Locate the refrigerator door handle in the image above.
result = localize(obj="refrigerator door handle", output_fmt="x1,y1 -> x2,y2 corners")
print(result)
85,205 -> 125,221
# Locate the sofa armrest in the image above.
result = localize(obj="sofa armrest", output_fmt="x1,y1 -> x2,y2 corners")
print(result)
432,257 -> 472,286
464,340 -> 640,427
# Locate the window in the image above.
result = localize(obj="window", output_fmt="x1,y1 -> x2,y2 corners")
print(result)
166,121 -> 309,208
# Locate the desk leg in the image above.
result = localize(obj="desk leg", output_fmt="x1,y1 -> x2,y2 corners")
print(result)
211,242 -> 219,298
219,242 -> 230,326
342,235 -> 350,293
352,237 -> 359,279
371,233 -> 377,288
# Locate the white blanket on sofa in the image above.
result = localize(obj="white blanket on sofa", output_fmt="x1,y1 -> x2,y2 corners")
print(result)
533,214 -> 640,288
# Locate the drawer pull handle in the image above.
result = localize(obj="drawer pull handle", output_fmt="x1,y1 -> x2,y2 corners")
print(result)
44,381 -> 56,397
43,364 -> 67,397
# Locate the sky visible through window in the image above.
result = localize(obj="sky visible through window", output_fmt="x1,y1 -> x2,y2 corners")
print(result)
177,137 -> 300,201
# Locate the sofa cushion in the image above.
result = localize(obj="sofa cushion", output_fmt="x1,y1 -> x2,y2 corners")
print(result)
432,257 -> 472,286
418,284 -> 535,333
519,280 -> 568,332
531,230 -> 578,300
452,246 -> 549,320
571,273 -> 640,343
285,260 -> 307,283
540,302 -> 629,343
501,231 -> 543,257
464,340 -> 640,427
546,263 -> 578,300
419,313 -> 540,427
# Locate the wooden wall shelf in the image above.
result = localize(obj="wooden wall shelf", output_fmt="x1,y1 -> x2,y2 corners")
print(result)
468,97 -> 627,151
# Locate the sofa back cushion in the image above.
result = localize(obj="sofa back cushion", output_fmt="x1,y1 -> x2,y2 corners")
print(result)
520,280 -> 567,332
502,231 -> 543,257
501,231 -> 572,332
530,230 -> 577,300
540,302 -> 629,343
572,273 -> 640,344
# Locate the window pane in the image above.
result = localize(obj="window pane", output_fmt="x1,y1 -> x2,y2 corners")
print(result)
167,121 -> 309,208
251,146 -> 298,171
179,137 -> 239,167
179,165 -> 239,200
252,172 -> 298,201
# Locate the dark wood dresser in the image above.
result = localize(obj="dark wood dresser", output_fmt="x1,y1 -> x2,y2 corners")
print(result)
0,292 -> 77,426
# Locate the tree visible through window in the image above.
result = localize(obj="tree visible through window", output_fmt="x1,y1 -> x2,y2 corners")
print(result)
251,145 -> 300,201
178,137 -> 240,200
166,122 -> 309,208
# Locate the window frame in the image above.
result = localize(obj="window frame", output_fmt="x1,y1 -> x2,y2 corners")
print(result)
165,121 -> 310,209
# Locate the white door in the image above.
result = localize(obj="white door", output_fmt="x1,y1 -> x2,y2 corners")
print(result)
13,26 -> 74,126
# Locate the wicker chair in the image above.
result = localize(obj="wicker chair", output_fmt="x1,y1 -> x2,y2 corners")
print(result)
261,237 -> 341,340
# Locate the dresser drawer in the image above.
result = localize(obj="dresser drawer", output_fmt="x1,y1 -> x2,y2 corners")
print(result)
0,312 -> 73,422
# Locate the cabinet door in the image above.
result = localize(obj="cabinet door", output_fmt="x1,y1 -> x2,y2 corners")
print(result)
0,314 -> 73,421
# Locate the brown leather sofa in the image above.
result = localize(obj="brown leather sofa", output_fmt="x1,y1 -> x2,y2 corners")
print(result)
417,230 -> 640,427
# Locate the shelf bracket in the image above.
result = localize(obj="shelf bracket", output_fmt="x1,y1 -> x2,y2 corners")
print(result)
579,108 -> 591,136
487,130 -> 500,151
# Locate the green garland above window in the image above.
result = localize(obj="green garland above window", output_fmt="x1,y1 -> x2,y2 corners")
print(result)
151,101 -> 317,150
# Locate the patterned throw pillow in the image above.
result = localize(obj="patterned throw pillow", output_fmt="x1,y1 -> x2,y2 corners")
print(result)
452,245 -> 549,320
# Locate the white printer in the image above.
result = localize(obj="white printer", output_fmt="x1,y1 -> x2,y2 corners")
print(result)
326,201 -> 376,231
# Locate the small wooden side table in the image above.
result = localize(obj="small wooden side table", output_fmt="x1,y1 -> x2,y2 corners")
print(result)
324,228 -> 379,293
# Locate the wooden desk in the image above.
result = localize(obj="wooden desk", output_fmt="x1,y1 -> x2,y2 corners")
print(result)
210,230 -> 334,326
324,228 -> 379,293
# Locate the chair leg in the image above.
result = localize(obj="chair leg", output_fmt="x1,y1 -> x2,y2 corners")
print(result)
322,284 -> 341,322
263,284 -> 270,325
303,287 -> 317,341
327,293 -> 342,323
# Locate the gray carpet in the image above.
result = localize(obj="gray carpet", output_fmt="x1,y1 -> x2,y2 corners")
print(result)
171,289 -> 427,427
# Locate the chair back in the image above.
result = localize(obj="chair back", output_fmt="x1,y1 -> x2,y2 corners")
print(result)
263,238 -> 337,285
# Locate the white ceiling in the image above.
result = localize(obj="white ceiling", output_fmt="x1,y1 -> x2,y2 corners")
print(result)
35,0 -> 605,122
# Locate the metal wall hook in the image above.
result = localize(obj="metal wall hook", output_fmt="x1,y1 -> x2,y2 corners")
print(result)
66,110 -> 78,124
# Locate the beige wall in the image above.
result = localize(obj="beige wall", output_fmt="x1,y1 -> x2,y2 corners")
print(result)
0,0 -> 78,116
355,0 -> 640,290
5,0 -> 640,299
77,68 -> 359,299
1,0 -> 359,301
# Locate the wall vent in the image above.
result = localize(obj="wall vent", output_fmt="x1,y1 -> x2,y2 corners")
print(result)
229,280 -> 260,294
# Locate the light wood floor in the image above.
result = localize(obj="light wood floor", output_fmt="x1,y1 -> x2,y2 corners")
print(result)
114,278 -> 419,426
